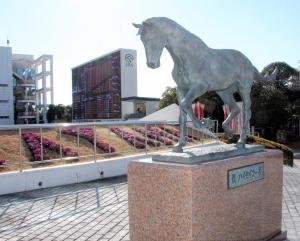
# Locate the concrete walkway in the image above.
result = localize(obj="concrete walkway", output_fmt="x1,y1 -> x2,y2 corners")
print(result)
0,165 -> 299,241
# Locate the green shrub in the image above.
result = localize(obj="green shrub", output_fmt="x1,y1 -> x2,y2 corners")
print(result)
219,134 -> 293,167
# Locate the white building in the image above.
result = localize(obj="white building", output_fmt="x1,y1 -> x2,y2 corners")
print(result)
31,55 -> 54,123
0,47 -> 14,124
122,96 -> 160,119
0,46 -> 54,125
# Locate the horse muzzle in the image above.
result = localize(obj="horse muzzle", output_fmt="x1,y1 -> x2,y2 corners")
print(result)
147,61 -> 160,69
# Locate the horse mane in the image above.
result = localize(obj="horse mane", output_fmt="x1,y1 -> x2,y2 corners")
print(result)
144,17 -> 207,48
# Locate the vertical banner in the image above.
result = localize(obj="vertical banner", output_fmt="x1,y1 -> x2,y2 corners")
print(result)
192,102 -> 205,120
223,102 -> 243,134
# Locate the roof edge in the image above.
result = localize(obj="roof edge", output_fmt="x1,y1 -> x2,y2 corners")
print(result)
71,48 -> 136,70
122,96 -> 160,102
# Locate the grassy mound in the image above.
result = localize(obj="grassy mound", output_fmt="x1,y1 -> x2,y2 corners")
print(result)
219,134 -> 294,167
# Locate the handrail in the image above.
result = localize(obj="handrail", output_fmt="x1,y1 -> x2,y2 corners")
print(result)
0,120 -> 218,173
0,120 -> 179,130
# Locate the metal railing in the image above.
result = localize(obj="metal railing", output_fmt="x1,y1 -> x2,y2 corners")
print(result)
0,120 -> 218,172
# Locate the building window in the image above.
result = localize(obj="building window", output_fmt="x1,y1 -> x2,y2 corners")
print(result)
0,116 -> 9,119
0,100 -> 8,103
0,84 -> 8,87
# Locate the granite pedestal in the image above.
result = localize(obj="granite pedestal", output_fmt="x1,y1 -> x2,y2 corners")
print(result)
128,148 -> 286,241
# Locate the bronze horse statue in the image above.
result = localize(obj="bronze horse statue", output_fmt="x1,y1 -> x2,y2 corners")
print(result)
134,17 -> 260,152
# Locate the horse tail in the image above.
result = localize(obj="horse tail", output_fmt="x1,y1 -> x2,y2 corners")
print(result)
253,67 -> 263,82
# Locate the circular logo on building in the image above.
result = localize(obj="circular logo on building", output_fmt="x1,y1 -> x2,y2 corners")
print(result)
125,54 -> 134,67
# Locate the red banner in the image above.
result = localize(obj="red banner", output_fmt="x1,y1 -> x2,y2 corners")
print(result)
223,102 -> 243,133
192,102 -> 205,120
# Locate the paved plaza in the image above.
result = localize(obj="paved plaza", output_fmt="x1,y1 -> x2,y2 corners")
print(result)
0,164 -> 299,241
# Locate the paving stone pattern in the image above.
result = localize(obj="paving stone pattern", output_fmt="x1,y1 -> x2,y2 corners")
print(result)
0,166 -> 299,240
0,176 -> 129,241
282,165 -> 300,241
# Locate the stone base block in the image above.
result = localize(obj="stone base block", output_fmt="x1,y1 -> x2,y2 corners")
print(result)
128,149 -> 285,241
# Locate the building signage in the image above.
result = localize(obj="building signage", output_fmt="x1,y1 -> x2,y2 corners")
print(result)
228,162 -> 264,189
125,53 -> 134,67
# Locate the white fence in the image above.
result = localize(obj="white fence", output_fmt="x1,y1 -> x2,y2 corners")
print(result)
0,120 -> 217,173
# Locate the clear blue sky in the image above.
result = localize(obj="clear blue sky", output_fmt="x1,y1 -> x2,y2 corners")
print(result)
1,0 -> 299,105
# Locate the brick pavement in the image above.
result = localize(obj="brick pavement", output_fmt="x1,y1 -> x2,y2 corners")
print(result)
282,163 -> 300,241
0,165 -> 299,241
0,176 -> 129,241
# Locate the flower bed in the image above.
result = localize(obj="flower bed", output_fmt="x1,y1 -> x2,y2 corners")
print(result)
38,136 -> 78,157
148,126 -> 179,142
133,127 -> 173,145
22,132 -> 50,161
23,132 -> 78,162
219,133 -> 294,167
62,128 -> 116,153
159,126 -> 193,142
110,127 -> 161,148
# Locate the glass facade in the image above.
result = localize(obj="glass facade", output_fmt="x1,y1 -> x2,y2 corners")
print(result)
72,51 -> 122,120
13,68 -> 37,124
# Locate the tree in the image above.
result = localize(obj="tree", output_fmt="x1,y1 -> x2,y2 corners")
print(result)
46,104 -> 73,123
47,105 -> 57,123
261,62 -> 299,88
56,104 -> 65,119
251,62 -> 300,139
65,105 -> 72,122
159,86 -> 178,109
251,79 -> 289,139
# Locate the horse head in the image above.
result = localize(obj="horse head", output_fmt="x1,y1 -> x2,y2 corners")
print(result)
133,20 -> 167,69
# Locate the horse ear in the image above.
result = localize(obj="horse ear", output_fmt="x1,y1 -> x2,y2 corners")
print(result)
132,23 -> 142,29
133,23 -> 143,35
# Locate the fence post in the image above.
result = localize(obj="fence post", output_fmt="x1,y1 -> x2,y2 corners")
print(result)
77,126 -> 80,157
163,123 -> 166,146
186,125 -> 188,143
19,128 -> 23,172
145,123 -> 148,154
40,127 -> 43,161
59,127 -> 62,160
121,126 -> 124,147
154,124 -> 157,148
133,124 -> 136,149
93,124 -> 96,162
108,125 -> 111,154
191,127 -> 194,143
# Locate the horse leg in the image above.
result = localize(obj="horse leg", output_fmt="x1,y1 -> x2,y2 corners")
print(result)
173,89 -> 187,153
237,86 -> 252,148
180,83 -> 208,129
216,88 -> 240,140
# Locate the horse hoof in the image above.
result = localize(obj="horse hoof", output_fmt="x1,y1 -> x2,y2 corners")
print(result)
222,127 -> 233,140
227,134 -> 235,142
236,142 -> 245,149
173,144 -> 183,153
